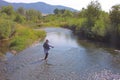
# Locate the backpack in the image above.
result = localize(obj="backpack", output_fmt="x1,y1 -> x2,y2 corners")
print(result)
43,43 -> 49,49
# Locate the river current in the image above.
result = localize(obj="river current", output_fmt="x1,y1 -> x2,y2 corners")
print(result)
0,27 -> 120,80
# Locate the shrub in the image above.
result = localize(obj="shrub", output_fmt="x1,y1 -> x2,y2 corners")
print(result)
10,24 -> 46,51
0,19 -> 15,39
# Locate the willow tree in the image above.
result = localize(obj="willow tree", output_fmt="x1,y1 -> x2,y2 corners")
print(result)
80,1 -> 102,38
16,7 -> 26,16
109,4 -> 120,46
26,9 -> 42,22
110,4 -> 120,32
1,6 -> 14,15
85,1 -> 101,27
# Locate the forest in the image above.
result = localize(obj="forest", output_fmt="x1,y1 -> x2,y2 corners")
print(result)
0,1 -> 120,52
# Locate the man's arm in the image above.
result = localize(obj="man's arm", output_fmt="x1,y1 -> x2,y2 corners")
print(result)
49,44 -> 54,48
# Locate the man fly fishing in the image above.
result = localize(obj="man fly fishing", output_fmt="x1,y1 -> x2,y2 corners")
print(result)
43,39 -> 54,60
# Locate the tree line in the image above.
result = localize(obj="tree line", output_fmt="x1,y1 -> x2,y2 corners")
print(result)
0,0 -> 120,50
43,1 -> 120,48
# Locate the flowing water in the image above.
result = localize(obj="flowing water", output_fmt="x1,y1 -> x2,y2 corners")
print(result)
0,27 -> 120,80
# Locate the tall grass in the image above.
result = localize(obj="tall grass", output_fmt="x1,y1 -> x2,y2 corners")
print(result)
10,24 -> 46,51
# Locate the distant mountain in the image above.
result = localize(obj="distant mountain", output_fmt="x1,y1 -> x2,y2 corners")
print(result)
0,0 -> 77,14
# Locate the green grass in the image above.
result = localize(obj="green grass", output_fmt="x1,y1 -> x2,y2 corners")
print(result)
9,24 -> 46,51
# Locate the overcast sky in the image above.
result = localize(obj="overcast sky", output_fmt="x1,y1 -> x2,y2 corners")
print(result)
3,0 -> 120,12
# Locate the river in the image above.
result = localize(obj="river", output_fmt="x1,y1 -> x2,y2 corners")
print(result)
0,27 -> 120,80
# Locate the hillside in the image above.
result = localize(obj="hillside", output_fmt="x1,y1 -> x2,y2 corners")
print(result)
0,0 -> 77,14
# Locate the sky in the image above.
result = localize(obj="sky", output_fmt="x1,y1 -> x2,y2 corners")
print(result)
3,0 -> 120,12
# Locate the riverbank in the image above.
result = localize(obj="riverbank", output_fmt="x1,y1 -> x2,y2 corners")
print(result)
0,26 -> 46,56
0,27 -> 120,80
61,25 -> 120,50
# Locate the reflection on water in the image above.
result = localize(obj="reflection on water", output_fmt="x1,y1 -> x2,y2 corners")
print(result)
44,28 -> 82,50
43,27 -> 120,73
0,27 -> 119,80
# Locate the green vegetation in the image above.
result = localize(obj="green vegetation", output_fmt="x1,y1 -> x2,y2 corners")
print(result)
0,5 -> 46,52
0,0 -> 120,52
41,1 -> 120,48
0,19 -> 15,40
109,4 -> 120,47
10,24 -> 45,51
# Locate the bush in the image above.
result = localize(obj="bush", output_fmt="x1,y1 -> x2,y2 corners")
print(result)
10,24 -> 46,51
0,19 -> 15,39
